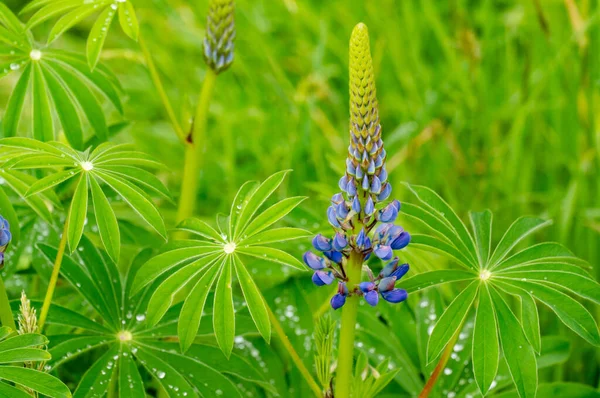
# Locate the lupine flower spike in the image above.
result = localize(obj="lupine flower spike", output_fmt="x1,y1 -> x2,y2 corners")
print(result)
303,23 -> 411,310
204,0 -> 235,73
0,215 -> 11,268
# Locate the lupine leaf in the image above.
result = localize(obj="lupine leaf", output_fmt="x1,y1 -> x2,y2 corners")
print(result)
490,287 -> 538,398
242,227 -> 311,245
0,383 -> 31,398
100,165 -> 172,201
496,242 -> 584,270
146,253 -> 222,326
233,170 -> 290,239
228,180 -> 258,238
0,2 -> 24,32
118,1 -> 138,41
131,246 -> 220,295
404,183 -> 478,265
73,345 -> 118,397
427,281 -> 478,363
67,173 -> 88,252
489,217 -> 552,268
178,261 -> 222,353
118,351 -> 145,398
95,171 -> 166,238
134,345 -> 198,397
396,269 -> 476,292
242,196 -> 307,238
89,176 -> 120,262
238,246 -> 306,270
177,218 -> 225,243
396,202 -> 457,246
472,283 -> 499,395
0,169 -> 53,223
48,336 -> 111,369
233,254 -> 271,342
0,334 -> 48,352
31,62 -> 54,141
2,63 -> 31,137
43,66 -> 84,149
501,280 -> 600,346
86,6 -> 115,70
469,210 -> 492,267
213,257 -> 235,357
0,348 -> 51,363
410,234 -> 475,270
25,0 -> 81,30
0,367 -> 71,398
520,292 -> 541,354
48,4 -> 99,44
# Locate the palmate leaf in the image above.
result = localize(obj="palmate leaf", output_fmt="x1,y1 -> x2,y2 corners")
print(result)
21,0 -> 139,69
0,330 -> 70,398
0,5 -> 123,147
0,138 -> 169,261
20,238 -> 275,397
132,170 -> 310,355
399,183 -> 600,398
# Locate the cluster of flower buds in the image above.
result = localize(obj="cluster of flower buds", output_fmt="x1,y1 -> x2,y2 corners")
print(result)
304,24 -> 412,311
204,0 -> 235,74
0,215 -> 11,268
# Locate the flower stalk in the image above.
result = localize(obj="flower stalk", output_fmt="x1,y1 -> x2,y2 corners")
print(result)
303,23 -> 412,398
38,217 -> 69,331
176,0 -> 235,224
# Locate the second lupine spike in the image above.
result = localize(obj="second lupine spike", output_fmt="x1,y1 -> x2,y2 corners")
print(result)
304,23 -> 411,311
204,0 -> 235,74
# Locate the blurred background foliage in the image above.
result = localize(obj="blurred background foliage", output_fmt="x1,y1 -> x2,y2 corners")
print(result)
1,0 -> 599,396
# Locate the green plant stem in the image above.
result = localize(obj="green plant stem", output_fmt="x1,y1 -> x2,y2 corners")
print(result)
176,69 -> 217,224
38,219 -> 69,331
0,275 -> 16,330
267,303 -> 322,397
418,326 -> 462,398
335,251 -> 362,398
139,34 -> 186,143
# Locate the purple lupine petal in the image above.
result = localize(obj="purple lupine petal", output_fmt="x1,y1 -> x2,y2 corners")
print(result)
0,230 -> 11,247
339,175 -> 349,192
368,159 -> 375,174
370,175 -> 382,194
312,271 -> 334,286
391,199 -> 401,212
303,251 -> 325,270
346,158 -> 356,176
356,229 -> 367,250
313,234 -> 333,252
378,183 -> 392,201
378,276 -> 397,292
381,289 -> 408,303
324,250 -> 343,264
327,206 -> 341,228
338,282 -> 349,295
356,166 -> 364,180
390,263 -> 410,280
364,290 -> 379,306
336,202 -> 349,219
346,179 -> 357,196
365,197 -> 375,216
374,245 -> 393,261
378,166 -> 387,183
331,193 -> 344,204
390,231 -> 411,250
379,203 -> 398,223
352,197 -> 361,213
379,257 -> 400,278
359,281 -> 376,293
331,293 -> 346,310
333,233 -> 348,251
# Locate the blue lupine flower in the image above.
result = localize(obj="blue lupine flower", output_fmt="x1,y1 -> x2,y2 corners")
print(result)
304,23 -> 412,311
333,233 -> 348,251
324,250 -> 343,264
312,271 -> 334,286
364,290 -> 379,306
381,289 -> 408,303
313,234 -> 332,251
0,216 -> 10,248
303,252 -> 326,270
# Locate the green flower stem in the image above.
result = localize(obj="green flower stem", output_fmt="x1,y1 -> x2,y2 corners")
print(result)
267,302 -> 322,397
38,218 -> 70,331
335,251 -> 362,398
176,69 -> 217,224
418,324 -> 462,398
0,275 -> 16,330
139,34 -> 186,143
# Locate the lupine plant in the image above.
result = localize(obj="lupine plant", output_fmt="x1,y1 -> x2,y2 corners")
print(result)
0,1 -> 599,398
